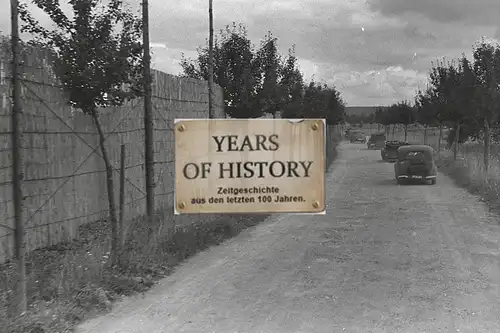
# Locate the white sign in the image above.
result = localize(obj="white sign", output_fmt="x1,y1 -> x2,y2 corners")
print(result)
174,119 -> 325,214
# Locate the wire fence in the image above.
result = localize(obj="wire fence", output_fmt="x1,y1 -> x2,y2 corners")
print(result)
0,43 -> 226,263
387,124 -> 500,180
0,41 -> 342,263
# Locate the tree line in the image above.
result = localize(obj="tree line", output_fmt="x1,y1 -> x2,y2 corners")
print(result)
343,105 -> 416,139
369,39 -> 500,171
180,22 -> 346,125
414,39 -> 500,171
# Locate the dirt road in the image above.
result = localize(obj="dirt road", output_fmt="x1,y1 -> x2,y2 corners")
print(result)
78,143 -> 500,333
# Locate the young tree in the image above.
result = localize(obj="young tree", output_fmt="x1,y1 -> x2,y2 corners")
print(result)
414,88 -> 439,144
254,32 -> 282,118
429,58 -> 473,159
393,100 -> 416,141
324,87 -> 346,125
19,0 -> 144,264
180,23 -> 263,118
385,103 -> 402,139
472,41 -> 500,171
279,45 -> 305,118
302,81 -> 345,124
374,106 -> 390,135
367,111 -> 376,133
418,84 -> 452,151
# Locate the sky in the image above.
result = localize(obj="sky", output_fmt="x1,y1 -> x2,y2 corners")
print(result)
1,0 -> 499,106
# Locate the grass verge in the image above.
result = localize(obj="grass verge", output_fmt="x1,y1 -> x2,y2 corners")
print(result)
436,151 -> 500,211
1,135 -> 341,333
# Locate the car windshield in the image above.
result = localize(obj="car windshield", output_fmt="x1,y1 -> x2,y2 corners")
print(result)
401,150 -> 431,160
386,144 -> 401,150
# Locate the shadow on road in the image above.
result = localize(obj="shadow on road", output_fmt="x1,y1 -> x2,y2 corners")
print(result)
374,179 -> 432,186
401,182 -> 433,186
373,179 -> 397,186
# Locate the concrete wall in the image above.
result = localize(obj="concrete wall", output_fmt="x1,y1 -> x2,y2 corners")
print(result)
0,43 -> 225,262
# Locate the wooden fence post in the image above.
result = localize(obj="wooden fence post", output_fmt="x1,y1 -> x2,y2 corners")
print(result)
10,0 -> 27,314
119,144 -> 125,249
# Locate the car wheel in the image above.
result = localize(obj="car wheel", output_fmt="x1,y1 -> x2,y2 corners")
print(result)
396,178 -> 403,185
430,179 -> 436,185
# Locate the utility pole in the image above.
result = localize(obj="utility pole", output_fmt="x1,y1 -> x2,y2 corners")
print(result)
142,0 -> 155,222
10,0 -> 27,314
208,0 -> 214,118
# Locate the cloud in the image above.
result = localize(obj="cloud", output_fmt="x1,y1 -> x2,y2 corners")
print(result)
326,65 -> 428,106
367,0 -> 500,25
1,0 -> 499,106
150,45 -> 197,76
143,0 -> 500,105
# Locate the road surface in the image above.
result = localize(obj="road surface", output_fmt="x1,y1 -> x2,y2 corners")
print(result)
78,142 -> 500,333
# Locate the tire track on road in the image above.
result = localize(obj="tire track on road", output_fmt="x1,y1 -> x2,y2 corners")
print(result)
423,177 -> 500,332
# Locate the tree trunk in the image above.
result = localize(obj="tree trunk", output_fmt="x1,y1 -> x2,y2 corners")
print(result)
404,124 -> 408,142
484,118 -> 490,172
423,126 -> 427,145
453,121 -> 460,160
438,124 -> 442,153
91,110 -> 119,266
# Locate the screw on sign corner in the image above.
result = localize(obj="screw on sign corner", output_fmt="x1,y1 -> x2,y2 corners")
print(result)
177,124 -> 185,132
177,201 -> 186,210
311,120 -> 324,131
312,201 -> 320,209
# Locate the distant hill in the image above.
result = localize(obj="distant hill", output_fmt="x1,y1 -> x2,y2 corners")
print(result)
345,106 -> 386,116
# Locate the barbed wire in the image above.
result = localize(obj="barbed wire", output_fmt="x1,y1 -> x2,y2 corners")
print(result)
19,81 -> 147,194
0,190 -> 176,240
2,72 -> 226,107
0,54 -> 227,258
16,94 -> 147,227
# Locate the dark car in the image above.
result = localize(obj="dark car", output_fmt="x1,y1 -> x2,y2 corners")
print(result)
394,145 -> 437,185
381,141 -> 410,162
367,133 -> 386,150
350,132 -> 366,143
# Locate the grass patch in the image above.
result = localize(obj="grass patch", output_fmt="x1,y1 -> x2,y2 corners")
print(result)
1,136 -> 341,333
436,147 -> 500,211
0,213 -> 268,333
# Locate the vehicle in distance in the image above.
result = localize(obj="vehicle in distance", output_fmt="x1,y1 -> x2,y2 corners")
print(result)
367,133 -> 386,150
394,145 -> 437,185
381,141 -> 410,162
349,132 -> 366,143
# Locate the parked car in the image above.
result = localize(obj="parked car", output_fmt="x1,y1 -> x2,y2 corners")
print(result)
394,145 -> 437,185
381,141 -> 410,162
350,132 -> 366,143
367,133 -> 386,149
